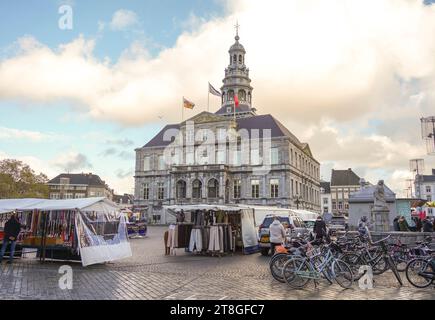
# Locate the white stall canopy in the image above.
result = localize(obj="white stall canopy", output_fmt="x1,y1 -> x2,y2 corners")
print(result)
0,197 -> 119,214
0,197 -> 131,267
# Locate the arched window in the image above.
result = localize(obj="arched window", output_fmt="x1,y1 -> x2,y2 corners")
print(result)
192,180 -> 202,199
208,179 -> 219,198
239,55 -> 242,64
228,90 -> 234,101
233,54 -> 237,64
238,90 -> 246,101
248,91 -> 251,103
176,180 -> 186,199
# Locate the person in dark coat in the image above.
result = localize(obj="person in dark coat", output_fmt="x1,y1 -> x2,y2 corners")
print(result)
393,216 -> 400,231
313,216 -> 327,242
422,218 -> 433,233
0,214 -> 21,264
415,218 -> 423,232
398,216 -> 410,232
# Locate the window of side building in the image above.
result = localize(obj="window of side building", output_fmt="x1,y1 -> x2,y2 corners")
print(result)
233,179 -> 241,199
158,155 -> 165,170
157,182 -> 165,200
143,156 -> 151,171
251,180 -> 260,198
270,179 -> 279,198
143,183 -> 150,200
271,148 -> 279,165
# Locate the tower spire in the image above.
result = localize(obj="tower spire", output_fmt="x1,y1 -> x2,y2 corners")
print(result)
234,21 -> 240,41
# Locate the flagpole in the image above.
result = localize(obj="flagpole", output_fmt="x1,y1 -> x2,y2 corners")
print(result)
233,99 -> 236,122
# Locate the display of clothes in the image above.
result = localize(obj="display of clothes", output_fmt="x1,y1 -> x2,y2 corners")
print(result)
167,223 -> 193,255
167,210 -> 240,256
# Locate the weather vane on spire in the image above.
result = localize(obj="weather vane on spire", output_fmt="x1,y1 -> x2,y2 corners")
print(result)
234,21 -> 240,40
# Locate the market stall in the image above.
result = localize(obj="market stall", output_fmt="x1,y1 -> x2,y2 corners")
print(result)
0,197 -> 132,266
164,204 -> 259,256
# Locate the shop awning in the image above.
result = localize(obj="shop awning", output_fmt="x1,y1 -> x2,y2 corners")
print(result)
0,197 -> 119,214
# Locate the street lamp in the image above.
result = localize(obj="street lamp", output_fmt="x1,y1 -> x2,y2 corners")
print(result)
293,195 -> 302,209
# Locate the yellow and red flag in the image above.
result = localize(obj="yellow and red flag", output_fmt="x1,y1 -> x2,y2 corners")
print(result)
183,97 -> 195,109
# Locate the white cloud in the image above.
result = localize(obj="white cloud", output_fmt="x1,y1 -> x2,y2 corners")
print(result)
110,9 -> 139,30
52,151 -> 93,172
0,126 -> 57,142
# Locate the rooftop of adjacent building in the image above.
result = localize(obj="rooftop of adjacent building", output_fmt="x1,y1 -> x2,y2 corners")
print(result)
48,172 -> 109,188
320,181 -> 331,194
113,193 -> 134,204
330,168 -> 362,186
417,169 -> 435,182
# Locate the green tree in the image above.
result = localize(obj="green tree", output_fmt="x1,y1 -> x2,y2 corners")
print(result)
0,159 -> 49,199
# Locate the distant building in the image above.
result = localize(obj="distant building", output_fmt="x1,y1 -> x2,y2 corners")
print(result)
320,181 -> 332,214
349,181 -> 396,228
113,193 -> 134,210
47,173 -> 114,200
330,168 -> 363,216
415,169 -> 435,202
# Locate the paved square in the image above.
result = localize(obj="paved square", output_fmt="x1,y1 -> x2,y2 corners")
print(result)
0,226 -> 433,300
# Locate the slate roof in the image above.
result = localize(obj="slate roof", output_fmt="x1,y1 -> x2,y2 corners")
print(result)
215,104 -> 251,115
320,181 -> 331,193
419,170 -> 435,183
349,184 -> 396,203
331,169 -> 361,186
113,194 -> 133,204
142,114 -> 306,149
48,173 -> 106,186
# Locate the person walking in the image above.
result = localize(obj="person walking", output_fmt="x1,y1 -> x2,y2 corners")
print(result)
422,218 -> 433,233
0,214 -> 21,264
358,216 -> 370,239
269,216 -> 286,255
398,216 -> 410,232
313,215 -> 327,243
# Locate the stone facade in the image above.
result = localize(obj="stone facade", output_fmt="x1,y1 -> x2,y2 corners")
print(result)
134,32 -> 321,222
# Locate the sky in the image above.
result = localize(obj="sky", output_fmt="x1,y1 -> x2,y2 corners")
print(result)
0,0 -> 434,196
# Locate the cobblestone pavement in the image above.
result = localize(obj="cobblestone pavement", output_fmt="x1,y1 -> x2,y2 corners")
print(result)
0,226 -> 433,300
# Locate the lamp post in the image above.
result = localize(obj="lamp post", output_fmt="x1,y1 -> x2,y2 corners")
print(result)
293,195 -> 302,209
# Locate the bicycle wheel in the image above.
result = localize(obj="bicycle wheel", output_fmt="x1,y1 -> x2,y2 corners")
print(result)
387,255 -> 403,286
282,257 -> 311,289
405,258 -> 434,288
370,255 -> 388,275
394,250 -> 410,272
332,259 -> 354,289
341,253 -> 364,281
269,253 -> 290,283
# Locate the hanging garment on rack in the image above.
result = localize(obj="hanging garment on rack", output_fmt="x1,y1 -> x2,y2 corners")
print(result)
189,228 -> 203,252
167,225 -> 177,255
208,225 -> 220,252
216,211 -> 225,224
218,226 -> 224,253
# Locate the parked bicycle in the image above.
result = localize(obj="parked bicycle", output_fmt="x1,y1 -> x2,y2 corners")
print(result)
281,242 -> 354,289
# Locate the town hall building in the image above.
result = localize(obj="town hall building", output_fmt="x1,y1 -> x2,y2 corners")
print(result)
134,30 -> 321,222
